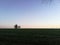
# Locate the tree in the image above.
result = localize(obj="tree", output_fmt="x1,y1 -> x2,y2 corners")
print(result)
14,24 -> 18,29
18,26 -> 21,29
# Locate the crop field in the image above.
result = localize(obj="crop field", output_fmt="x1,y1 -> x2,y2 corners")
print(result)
0,29 -> 60,45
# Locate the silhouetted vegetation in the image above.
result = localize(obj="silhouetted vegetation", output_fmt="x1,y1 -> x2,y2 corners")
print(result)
14,24 -> 21,29
14,24 -> 18,29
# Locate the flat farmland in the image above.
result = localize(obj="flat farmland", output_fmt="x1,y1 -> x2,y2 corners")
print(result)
0,29 -> 60,45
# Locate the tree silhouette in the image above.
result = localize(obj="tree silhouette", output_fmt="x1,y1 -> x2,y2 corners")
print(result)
14,24 -> 18,29
18,26 -> 21,29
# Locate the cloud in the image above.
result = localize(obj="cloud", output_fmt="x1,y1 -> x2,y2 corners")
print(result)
41,0 -> 53,4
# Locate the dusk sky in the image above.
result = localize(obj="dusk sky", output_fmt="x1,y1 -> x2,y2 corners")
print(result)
0,0 -> 60,28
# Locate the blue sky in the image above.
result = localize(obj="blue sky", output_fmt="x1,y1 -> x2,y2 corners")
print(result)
0,0 -> 60,28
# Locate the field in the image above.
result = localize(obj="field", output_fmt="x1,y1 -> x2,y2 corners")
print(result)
0,29 -> 60,45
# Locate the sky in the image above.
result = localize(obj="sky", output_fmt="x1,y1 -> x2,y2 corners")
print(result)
0,0 -> 60,28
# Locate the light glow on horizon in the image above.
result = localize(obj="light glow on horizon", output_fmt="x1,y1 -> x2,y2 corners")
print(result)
0,0 -> 60,28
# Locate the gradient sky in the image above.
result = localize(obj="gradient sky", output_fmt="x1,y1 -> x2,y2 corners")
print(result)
0,0 -> 60,28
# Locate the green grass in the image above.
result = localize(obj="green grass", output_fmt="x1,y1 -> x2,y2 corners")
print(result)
0,29 -> 60,45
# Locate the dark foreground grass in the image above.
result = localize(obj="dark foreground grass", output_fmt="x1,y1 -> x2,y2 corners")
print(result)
0,28 -> 60,45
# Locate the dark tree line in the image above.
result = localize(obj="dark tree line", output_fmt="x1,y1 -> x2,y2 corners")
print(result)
14,24 -> 21,29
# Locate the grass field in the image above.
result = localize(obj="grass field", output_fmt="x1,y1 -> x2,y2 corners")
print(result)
0,29 -> 60,45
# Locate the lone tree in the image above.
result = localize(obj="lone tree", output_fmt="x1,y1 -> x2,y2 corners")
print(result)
18,26 -> 21,29
14,24 -> 18,29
